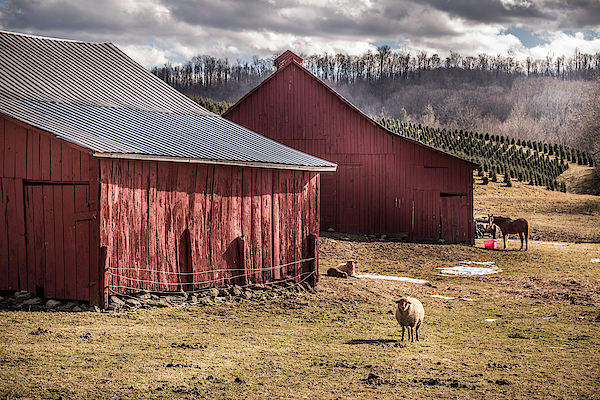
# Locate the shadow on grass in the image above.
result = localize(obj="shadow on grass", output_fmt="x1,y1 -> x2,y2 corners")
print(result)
345,339 -> 399,345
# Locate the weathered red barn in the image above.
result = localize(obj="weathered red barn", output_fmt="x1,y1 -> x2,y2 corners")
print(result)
0,32 -> 336,307
224,50 -> 478,243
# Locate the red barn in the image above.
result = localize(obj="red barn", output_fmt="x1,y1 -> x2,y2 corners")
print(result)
224,50 -> 478,243
0,33 -> 336,307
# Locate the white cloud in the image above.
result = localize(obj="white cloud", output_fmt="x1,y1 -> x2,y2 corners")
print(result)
500,0 -> 533,10
118,44 -> 171,67
525,30 -> 600,60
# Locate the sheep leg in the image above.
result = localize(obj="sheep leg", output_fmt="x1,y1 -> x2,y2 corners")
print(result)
401,325 -> 405,341
408,326 -> 414,342
415,322 -> 421,342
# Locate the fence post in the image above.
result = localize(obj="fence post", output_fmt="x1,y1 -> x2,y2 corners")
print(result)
237,236 -> 247,286
100,246 -> 108,309
308,234 -> 318,286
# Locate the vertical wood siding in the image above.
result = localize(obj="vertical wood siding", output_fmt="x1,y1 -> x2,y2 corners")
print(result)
0,114 -> 100,303
99,159 -> 320,300
225,61 -> 476,243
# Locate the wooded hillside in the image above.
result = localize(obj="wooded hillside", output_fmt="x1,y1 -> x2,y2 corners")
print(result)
151,48 -> 600,188
151,48 -> 598,150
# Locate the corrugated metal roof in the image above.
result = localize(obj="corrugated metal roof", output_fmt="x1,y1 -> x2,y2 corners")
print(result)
0,31 -> 211,115
0,31 -> 336,171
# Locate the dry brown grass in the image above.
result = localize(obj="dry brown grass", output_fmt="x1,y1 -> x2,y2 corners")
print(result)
474,171 -> 600,243
1,172 -> 599,399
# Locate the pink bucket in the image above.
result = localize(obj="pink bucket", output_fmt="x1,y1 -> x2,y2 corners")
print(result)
484,240 -> 497,249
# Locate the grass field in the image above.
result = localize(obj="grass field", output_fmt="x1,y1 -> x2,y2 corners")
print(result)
0,171 -> 599,399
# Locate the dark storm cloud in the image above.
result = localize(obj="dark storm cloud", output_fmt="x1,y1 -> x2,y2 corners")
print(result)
164,0 -> 410,39
0,0 -> 171,42
543,0 -> 600,30
420,0 -> 557,24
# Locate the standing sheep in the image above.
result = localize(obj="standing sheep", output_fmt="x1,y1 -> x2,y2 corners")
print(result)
394,296 -> 425,342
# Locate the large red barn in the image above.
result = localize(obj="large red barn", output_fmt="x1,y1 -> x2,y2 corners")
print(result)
224,50 -> 478,243
0,33 -> 336,307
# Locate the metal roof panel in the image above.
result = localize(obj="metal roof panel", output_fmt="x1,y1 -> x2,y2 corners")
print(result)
0,31 -> 337,171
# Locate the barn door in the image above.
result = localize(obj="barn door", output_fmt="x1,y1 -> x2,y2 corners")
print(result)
440,194 -> 462,243
413,190 -> 439,241
24,183 -> 96,301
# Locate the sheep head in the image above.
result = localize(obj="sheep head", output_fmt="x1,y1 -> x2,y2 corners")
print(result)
396,298 -> 411,312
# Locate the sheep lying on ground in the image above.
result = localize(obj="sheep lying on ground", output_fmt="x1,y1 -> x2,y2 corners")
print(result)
326,267 -> 349,278
394,296 -> 425,342
326,260 -> 356,278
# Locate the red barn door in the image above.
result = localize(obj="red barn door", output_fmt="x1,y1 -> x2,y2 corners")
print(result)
24,183 -> 97,301
440,194 -> 462,243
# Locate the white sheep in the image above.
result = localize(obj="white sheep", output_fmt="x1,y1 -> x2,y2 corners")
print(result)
394,296 -> 424,342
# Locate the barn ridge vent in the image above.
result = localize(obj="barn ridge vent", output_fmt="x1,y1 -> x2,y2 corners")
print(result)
274,50 -> 303,69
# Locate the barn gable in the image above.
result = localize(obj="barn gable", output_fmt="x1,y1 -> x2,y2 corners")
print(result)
224,50 -> 478,242
0,32 -> 335,307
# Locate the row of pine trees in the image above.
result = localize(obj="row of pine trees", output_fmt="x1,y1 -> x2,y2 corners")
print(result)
375,118 -> 595,192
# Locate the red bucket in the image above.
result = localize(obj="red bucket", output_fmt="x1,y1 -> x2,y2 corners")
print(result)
484,239 -> 497,249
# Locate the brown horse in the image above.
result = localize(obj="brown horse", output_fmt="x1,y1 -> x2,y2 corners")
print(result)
487,214 -> 529,251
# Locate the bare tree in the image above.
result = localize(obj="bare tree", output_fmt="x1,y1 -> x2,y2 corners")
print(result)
573,75 -> 600,185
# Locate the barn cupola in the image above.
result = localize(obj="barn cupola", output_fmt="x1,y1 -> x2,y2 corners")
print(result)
274,50 -> 303,69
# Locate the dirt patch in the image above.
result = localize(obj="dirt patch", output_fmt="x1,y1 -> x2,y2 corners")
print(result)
482,276 -> 600,305
319,233 -> 600,306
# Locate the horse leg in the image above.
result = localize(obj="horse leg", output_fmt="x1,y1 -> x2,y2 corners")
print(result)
503,232 -> 507,249
519,232 -> 524,250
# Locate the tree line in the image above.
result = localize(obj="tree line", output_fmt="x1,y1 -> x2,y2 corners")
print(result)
152,47 -> 600,92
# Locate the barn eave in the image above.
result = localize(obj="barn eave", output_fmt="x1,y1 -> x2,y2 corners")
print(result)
92,152 -> 338,172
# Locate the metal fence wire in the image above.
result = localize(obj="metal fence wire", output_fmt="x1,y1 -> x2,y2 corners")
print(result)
107,257 -> 317,297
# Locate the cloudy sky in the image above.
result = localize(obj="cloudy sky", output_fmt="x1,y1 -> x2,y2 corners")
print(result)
1,0 -> 599,67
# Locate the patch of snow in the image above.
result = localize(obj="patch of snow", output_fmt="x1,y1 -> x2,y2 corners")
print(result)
538,242 -> 568,246
438,261 -> 502,276
430,294 -> 455,300
485,319 -> 497,322
354,273 -> 429,284
590,258 -> 600,263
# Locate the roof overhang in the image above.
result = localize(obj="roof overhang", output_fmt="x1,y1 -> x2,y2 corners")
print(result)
93,152 -> 338,172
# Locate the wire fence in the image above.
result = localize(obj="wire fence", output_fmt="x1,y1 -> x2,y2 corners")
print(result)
106,257 -> 317,297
